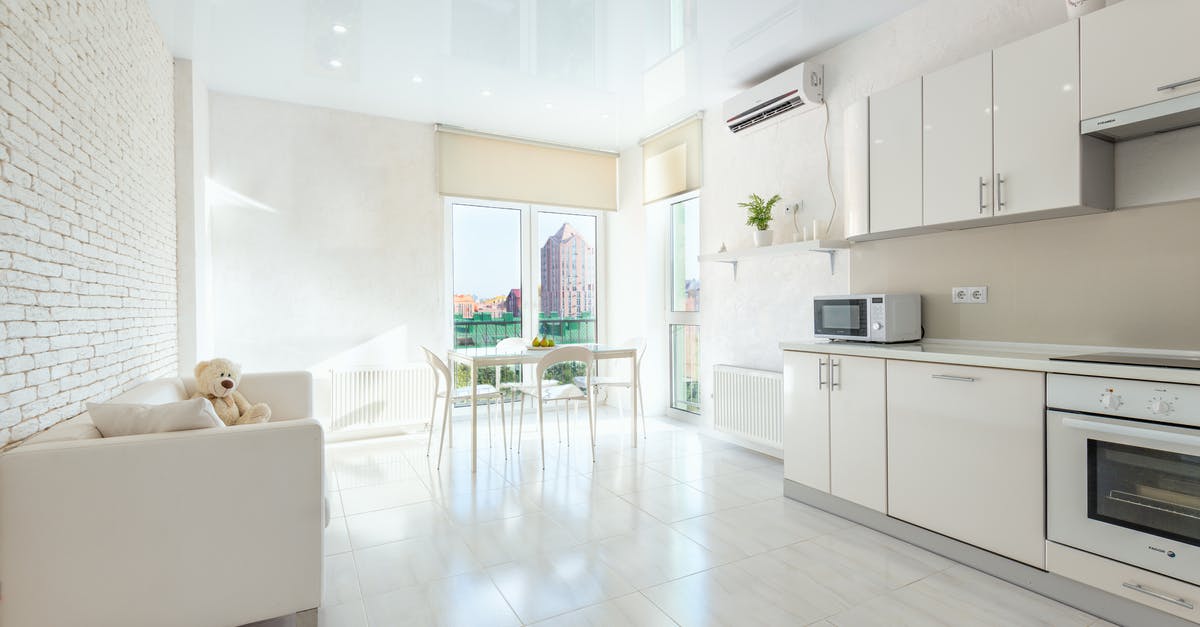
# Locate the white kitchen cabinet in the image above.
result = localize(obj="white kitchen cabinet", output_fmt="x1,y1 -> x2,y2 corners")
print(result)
783,351 -> 829,492
783,352 -> 886,512
828,356 -> 887,512
994,20 -> 1113,218
922,51 -> 994,226
886,360 -> 1046,568
1081,0 -> 1200,122
869,78 -> 923,234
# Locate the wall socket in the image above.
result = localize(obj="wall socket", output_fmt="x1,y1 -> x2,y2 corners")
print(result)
952,286 -> 988,304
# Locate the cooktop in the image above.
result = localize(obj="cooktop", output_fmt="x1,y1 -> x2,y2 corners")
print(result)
1050,352 -> 1200,370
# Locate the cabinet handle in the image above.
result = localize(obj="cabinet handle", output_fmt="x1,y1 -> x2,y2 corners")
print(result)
831,359 -> 841,390
931,374 -> 977,383
1157,75 -> 1200,92
1122,582 -> 1195,610
978,177 -> 988,213
817,359 -> 827,389
995,174 -> 1006,212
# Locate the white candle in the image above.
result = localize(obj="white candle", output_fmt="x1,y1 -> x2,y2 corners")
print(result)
802,225 -> 810,241
811,219 -> 823,240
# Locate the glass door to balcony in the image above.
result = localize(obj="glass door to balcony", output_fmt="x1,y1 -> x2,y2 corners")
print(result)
667,194 -> 700,415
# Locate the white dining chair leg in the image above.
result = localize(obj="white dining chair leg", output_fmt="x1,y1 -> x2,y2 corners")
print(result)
436,389 -> 452,468
425,386 -> 439,457
587,394 -> 596,462
486,397 -> 493,448
537,396 -> 546,469
639,382 -> 646,439
565,400 -> 571,447
499,393 -> 508,458
516,396 -> 526,454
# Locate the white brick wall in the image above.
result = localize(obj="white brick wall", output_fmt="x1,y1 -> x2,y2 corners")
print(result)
0,0 -> 176,447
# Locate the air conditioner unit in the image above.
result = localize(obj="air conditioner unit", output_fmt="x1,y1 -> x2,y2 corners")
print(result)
723,63 -> 824,133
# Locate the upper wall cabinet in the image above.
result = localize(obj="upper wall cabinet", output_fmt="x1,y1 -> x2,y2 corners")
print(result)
994,20 -> 1111,217
869,78 -> 923,233
922,52 -> 994,227
1081,0 -> 1200,123
853,19 -> 1115,241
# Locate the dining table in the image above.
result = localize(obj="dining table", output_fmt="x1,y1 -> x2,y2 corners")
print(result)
447,343 -> 640,472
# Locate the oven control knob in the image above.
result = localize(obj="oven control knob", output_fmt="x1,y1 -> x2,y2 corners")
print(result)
1099,392 -> 1122,410
1149,399 -> 1173,416
871,322 -> 883,331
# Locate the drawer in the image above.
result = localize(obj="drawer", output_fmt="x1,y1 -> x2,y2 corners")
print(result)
1048,541 -> 1200,622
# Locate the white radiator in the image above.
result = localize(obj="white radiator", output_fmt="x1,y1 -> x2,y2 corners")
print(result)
713,364 -> 783,449
330,365 -> 435,433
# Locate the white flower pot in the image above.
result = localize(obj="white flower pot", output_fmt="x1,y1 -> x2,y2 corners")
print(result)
753,229 -> 774,247
1065,0 -> 1105,18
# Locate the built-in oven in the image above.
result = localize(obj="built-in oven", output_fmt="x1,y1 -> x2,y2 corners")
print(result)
1047,373 -> 1200,586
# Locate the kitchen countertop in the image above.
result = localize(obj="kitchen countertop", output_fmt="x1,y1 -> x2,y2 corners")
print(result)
779,339 -> 1200,385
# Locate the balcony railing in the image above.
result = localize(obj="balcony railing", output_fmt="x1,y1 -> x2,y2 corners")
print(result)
453,313 -> 596,347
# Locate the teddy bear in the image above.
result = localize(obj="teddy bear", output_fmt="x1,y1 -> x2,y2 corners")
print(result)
191,358 -> 272,426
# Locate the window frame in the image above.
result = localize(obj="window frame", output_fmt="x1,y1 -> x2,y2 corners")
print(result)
444,197 -> 606,348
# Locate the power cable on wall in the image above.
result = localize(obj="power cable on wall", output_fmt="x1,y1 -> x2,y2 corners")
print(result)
822,103 -> 838,238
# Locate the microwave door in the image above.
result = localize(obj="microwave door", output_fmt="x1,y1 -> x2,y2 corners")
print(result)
816,300 -> 867,338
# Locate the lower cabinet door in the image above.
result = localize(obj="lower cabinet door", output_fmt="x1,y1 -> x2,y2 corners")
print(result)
783,351 -> 830,492
886,360 -> 1046,568
829,356 -> 887,512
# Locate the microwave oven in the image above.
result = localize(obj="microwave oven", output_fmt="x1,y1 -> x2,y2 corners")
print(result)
813,293 -> 921,343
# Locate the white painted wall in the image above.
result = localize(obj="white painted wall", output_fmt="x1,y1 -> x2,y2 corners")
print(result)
207,93 -> 445,414
611,0 -> 1200,427
174,59 -> 213,376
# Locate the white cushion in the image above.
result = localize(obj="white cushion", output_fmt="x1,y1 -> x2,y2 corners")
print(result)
21,416 -> 102,446
86,398 -> 226,438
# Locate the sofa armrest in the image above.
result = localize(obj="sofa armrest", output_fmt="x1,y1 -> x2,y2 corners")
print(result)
0,419 -> 325,627
208,370 -> 313,421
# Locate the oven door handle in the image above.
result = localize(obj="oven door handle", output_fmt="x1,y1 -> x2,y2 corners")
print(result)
1061,417 -> 1200,449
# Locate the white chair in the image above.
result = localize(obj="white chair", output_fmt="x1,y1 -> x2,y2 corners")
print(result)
517,346 -> 596,467
575,337 -> 648,439
423,347 -> 506,468
493,337 -> 558,446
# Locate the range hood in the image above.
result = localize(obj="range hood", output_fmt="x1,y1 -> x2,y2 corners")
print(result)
1082,90 -> 1200,141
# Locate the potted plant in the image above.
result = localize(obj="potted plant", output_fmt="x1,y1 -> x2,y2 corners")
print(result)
740,193 -> 782,247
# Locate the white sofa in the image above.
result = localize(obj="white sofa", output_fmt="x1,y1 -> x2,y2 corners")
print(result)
0,372 -> 325,627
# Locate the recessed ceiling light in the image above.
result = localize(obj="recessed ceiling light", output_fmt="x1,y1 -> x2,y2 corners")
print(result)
412,75 -> 423,84
332,23 -> 348,34
600,113 -> 610,119
328,59 -> 343,69
544,103 -> 554,110
481,89 -> 492,97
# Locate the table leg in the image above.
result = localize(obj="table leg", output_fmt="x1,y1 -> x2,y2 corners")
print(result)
630,352 -> 639,448
470,363 -> 478,473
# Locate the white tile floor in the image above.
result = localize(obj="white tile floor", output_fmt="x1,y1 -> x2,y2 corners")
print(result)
318,407 -> 1111,627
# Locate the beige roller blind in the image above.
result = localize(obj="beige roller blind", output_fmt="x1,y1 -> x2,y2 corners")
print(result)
437,128 -> 617,210
641,115 -> 702,204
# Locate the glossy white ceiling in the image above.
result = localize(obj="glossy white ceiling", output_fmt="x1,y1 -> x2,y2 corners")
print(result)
149,0 -> 922,151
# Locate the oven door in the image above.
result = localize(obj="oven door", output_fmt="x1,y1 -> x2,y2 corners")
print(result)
1048,410 -> 1200,585
813,298 -> 868,339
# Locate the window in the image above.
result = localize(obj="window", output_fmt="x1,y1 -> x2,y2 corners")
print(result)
451,203 -> 522,348
664,193 -> 700,415
670,196 -> 699,312
448,199 -> 602,348
536,210 -> 597,344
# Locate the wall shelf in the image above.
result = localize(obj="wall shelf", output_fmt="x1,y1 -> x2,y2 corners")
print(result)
699,239 -> 850,278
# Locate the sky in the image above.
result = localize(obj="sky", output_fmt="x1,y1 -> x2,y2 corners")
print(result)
452,204 -> 596,300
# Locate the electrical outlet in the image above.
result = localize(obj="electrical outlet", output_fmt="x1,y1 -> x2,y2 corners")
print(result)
952,287 -> 969,303
969,286 -> 988,303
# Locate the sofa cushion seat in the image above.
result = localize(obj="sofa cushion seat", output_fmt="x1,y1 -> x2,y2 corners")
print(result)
21,415 -> 102,446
